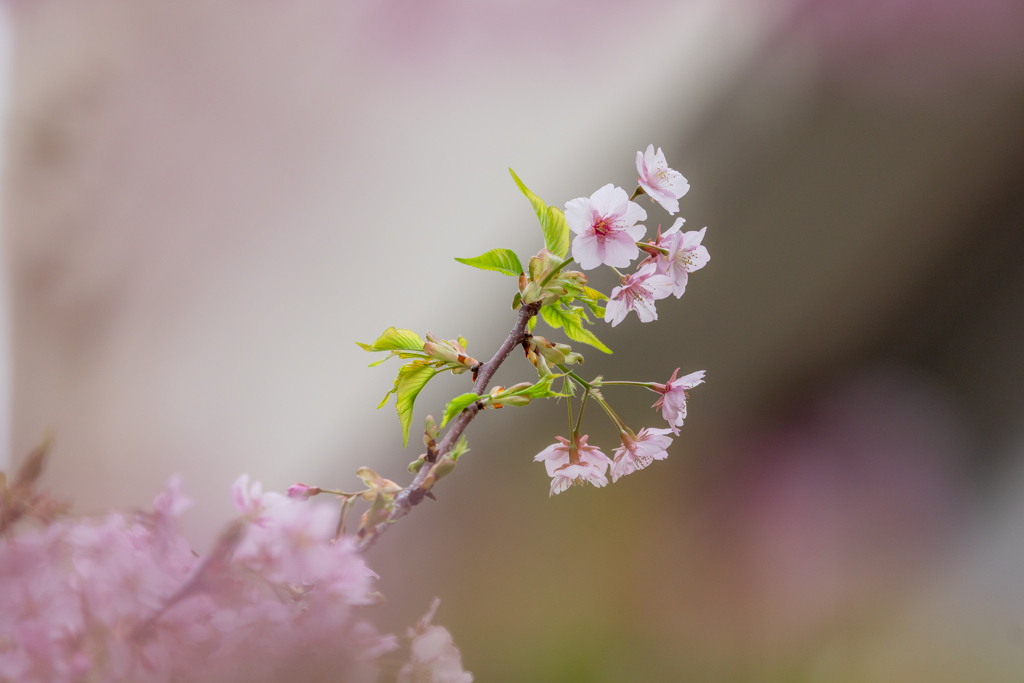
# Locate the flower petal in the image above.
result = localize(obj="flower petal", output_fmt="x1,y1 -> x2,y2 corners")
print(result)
604,297 -> 629,327
601,233 -> 641,268
572,233 -> 605,271
621,200 -> 647,227
564,197 -> 592,234
662,217 -> 685,237
589,183 -> 624,217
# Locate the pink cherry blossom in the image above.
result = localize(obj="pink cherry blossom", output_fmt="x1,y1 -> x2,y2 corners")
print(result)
651,369 -> 705,435
610,428 -> 674,482
564,184 -> 647,270
533,434 -> 611,496
398,599 -> 473,683
636,144 -> 689,215
231,473 -> 287,518
603,262 -> 673,327
0,476 -> 397,683
653,220 -> 709,298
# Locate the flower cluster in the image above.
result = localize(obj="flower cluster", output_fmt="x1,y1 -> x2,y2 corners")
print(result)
354,146 -> 709,504
565,145 -> 708,327
533,366 -> 705,496
0,472 -> 471,683
524,146 -> 708,495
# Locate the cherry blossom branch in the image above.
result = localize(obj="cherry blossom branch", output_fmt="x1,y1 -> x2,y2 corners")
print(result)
357,301 -> 542,551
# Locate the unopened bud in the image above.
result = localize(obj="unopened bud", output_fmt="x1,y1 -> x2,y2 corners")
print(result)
287,483 -> 320,500
560,272 -> 587,291
500,382 -> 532,395
529,336 -> 565,365
562,351 -> 584,365
358,493 -> 392,537
433,454 -> 457,479
520,281 -> 543,305
533,354 -> 554,376
356,467 -> 402,501
487,382 -> 533,408
422,341 -> 458,364
539,289 -> 564,306
528,249 -> 558,282
423,333 -> 479,371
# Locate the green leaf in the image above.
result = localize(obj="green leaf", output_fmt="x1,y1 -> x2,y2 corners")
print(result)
358,327 -> 424,353
509,169 -> 570,258
541,206 -> 571,259
518,375 -> 564,399
512,292 -> 522,310
441,393 -> 480,427
454,249 -> 523,276
450,436 -> 470,460
540,305 -> 612,354
509,168 -> 546,222
381,361 -> 443,447
581,299 -> 606,318
578,286 -> 608,318
487,375 -> 565,405
527,315 -> 537,332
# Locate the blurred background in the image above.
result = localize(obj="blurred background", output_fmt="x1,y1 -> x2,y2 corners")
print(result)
2,0 -> 1024,680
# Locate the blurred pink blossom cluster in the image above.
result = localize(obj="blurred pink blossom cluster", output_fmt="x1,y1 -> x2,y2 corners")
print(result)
0,474 -> 471,683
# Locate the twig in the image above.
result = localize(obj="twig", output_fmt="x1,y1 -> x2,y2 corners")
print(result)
357,302 -> 541,551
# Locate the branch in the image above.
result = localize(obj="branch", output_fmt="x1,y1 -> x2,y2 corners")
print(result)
357,301 -> 541,551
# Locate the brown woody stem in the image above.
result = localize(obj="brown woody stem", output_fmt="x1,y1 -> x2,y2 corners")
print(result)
357,301 -> 541,551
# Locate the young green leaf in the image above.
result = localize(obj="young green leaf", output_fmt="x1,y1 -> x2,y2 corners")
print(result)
454,249 -> 523,276
385,361 -> 443,447
488,375 -> 566,403
450,436 -> 470,460
541,206 -> 571,259
441,393 -> 481,427
509,168 -> 546,223
357,327 -> 424,353
518,374 -> 564,399
508,169 -> 570,258
581,299 -> 607,318
540,304 -> 612,354
578,286 -> 609,318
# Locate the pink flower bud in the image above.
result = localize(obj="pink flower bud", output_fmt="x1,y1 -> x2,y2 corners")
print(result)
287,483 -> 320,500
